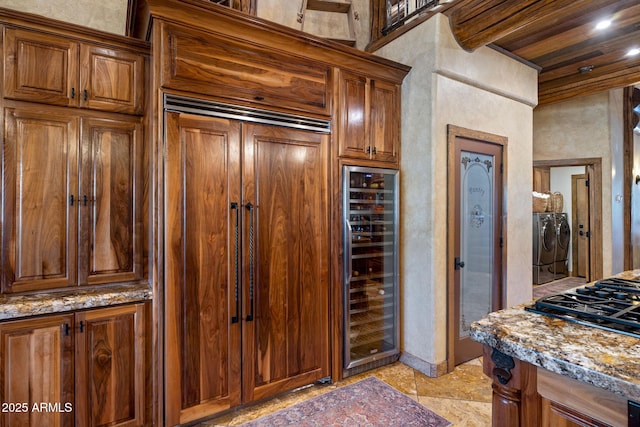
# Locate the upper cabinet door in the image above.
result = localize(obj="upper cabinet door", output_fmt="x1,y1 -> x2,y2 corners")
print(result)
370,79 -> 400,163
3,28 -> 80,107
3,28 -> 145,114
337,69 -> 400,165
80,45 -> 145,115
160,23 -> 329,116
338,70 -> 369,160
79,117 -> 143,286
2,108 -> 79,293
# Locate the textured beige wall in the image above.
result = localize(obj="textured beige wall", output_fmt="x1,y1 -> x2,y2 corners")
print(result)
0,0 -> 128,34
533,91 -> 616,277
257,0 -> 371,50
374,13 -> 537,371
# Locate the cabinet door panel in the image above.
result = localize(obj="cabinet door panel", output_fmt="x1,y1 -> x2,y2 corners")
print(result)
242,124 -> 330,402
0,314 -> 75,427
2,108 -> 79,293
79,118 -> 142,286
161,23 -> 329,116
370,79 -> 399,163
3,28 -> 79,106
75,304 -> 146,427
164,112 -> 242,425
80,45 -> 145,115
338,70 -> 369,160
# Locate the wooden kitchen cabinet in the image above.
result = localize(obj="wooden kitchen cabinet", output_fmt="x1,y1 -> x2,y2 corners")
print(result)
164,112 -> 330,425
337,69 -> 400,165
0,313 -> 75,427
2,107 -> 143,293
75,304 -> 147,427
3,27 -> 145,115
0,303 -> 148,427
159,22 -> 330,116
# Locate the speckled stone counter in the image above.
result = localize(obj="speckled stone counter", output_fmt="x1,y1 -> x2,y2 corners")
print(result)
0,283 -> 152,321
470,272 -> 640,403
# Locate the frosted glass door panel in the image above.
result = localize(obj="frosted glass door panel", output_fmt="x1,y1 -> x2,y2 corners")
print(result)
459,153 -> 495,338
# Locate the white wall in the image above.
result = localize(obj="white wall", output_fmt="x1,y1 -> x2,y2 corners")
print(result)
374,14 -> 537,373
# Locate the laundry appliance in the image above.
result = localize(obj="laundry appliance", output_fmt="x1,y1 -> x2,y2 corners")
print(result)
554,213 -> 570,279
533,213 -> 556,285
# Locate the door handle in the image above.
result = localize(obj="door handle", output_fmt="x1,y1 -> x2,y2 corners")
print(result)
231,202 -> 240,324
245,202 -> 255,322
455,257 -> 465,270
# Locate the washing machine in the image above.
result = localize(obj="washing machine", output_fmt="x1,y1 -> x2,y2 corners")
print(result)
533,213 -> 556,285
554,213 -> 571,278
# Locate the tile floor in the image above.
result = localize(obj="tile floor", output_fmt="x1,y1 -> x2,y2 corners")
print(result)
198,358 -> 492,426
197,278 -> 587,427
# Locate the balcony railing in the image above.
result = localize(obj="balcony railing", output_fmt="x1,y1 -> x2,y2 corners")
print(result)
383,0 -> 452,35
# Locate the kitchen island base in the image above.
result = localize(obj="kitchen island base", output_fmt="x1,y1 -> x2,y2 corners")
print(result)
483,345 -> 632,427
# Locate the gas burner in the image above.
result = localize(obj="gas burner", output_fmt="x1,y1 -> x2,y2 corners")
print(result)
525,277 -> 640,339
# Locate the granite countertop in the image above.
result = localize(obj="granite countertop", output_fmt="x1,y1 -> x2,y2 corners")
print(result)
470,271 -> 640,401
0,283 -> 152,321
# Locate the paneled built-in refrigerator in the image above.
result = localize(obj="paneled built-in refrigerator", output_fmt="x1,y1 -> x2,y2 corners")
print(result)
343,166 -> 399,376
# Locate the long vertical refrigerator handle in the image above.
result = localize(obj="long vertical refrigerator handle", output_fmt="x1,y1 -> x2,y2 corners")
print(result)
245,202 -> 255,322
345,220 -> 353,283
231,202 -> 240,324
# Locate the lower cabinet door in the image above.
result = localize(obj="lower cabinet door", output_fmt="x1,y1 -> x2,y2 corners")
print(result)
0,314 -> 75,427
75,304 -> 147,427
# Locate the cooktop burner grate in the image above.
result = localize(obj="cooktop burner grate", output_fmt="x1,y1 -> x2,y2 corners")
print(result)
525,277 -> 640,339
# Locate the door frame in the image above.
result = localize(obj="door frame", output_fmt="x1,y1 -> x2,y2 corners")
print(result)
446,125 -> 507,372
533,158 -> 603,281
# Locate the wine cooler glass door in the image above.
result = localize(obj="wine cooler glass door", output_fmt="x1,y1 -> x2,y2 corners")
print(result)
344,166 -> 399,370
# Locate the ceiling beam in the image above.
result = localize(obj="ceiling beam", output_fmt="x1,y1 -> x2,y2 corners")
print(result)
447,0 -> 616,52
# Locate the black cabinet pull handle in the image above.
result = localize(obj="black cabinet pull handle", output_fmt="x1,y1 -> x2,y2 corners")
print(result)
373,146 -> 377,155
246,202 -> 255,322
455,257 -> 465,270
231,202 -> 240,324
83,89 -> 88,101
63,323 -> 70,336
79,321 -> 84,333
70,195 -> 75,206
83,195 -> 88,206
71,88 -> 75,99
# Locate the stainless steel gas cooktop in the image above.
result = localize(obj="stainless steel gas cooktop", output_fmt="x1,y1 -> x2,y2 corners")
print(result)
525,277 -> 640,339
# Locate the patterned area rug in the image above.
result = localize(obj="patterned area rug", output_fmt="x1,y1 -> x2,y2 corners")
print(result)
240,377 -> 451,426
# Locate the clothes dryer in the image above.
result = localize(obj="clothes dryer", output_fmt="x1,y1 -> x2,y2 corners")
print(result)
533,213 -> 556,285
554,213 -> 570,278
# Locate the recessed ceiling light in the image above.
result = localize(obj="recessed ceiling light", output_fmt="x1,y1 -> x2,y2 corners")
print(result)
595,19 -> 612,30
627,48 -> 640,57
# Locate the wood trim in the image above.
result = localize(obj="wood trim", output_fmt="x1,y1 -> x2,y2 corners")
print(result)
481,345 -> 540,427
533,159 -> 604,281
623,87 -> 635,271
447,125 -> 507,372
445,0 -> 609,52
0,6 -> 149,52
135,0 -> 411,82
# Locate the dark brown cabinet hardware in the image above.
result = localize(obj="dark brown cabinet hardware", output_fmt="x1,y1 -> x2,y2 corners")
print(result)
231,202 -> 240,324
246,202 -> 255,322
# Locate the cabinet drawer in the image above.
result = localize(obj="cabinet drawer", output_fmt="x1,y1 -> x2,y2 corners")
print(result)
161,23 -> 330,116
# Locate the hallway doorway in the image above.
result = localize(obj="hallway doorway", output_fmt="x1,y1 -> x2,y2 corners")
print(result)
533,159 -> 603,282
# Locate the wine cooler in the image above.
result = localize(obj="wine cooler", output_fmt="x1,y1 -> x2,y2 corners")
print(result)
343,166 -> 399,376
